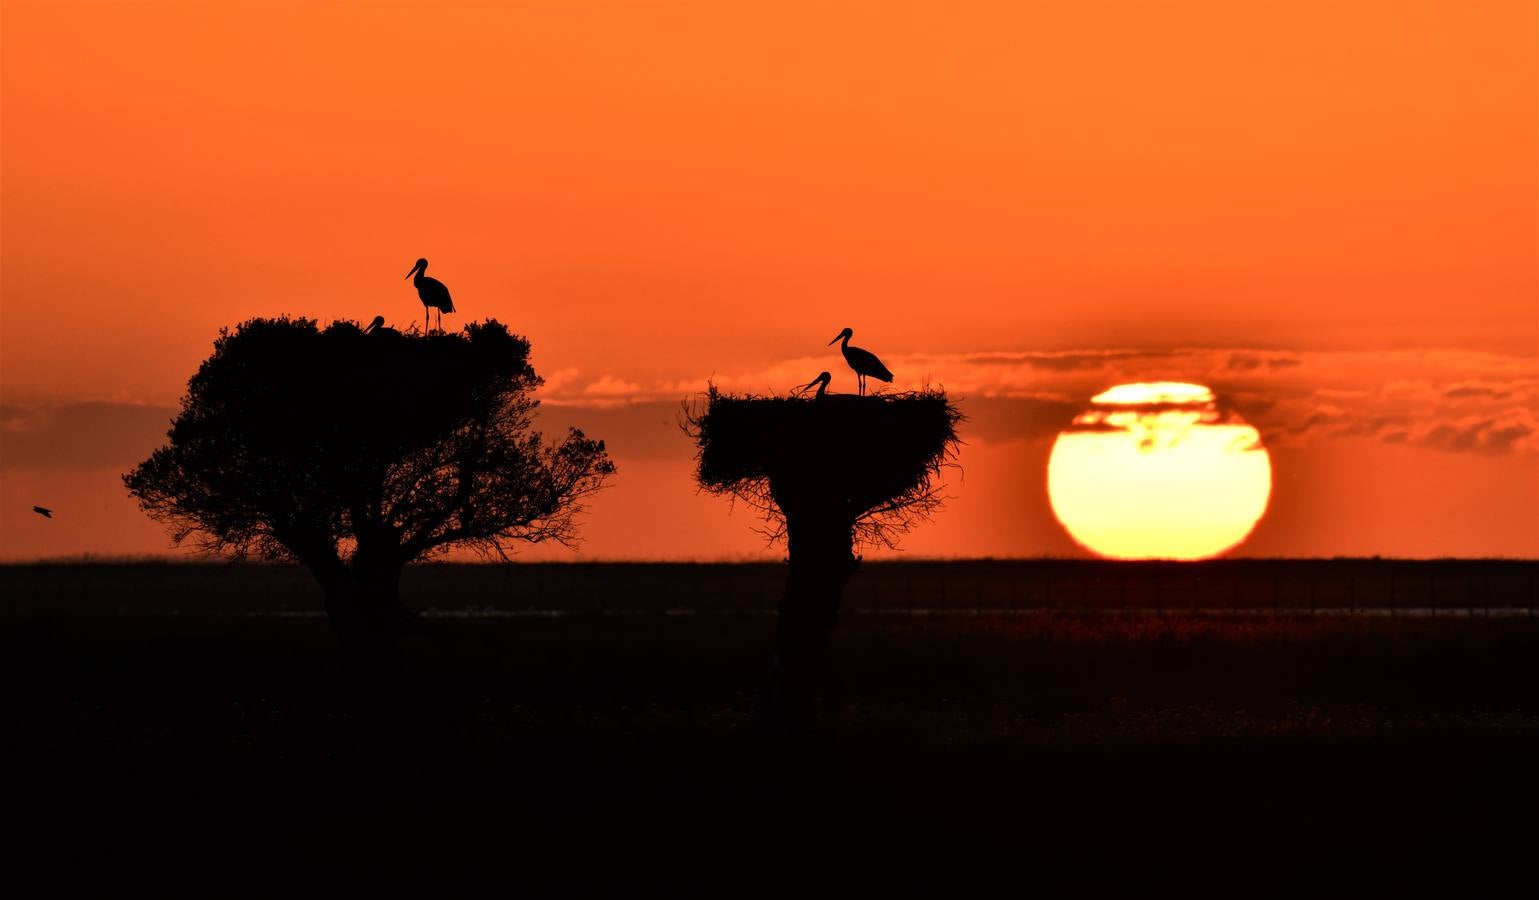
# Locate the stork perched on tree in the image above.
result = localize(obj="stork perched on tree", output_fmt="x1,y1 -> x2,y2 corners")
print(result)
405,258 -> 454,333
828,328 -> 893,396
794,371 -> 832,399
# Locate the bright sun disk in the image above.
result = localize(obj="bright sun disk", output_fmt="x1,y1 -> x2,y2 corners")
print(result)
1047,382 -> 1271,560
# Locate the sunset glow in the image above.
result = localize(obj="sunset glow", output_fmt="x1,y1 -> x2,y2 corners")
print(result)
1048,383 -> 1272,560
3,1 -> 1534,882
1,0 -> 1534,560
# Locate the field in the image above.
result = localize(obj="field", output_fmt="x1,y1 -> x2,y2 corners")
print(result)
4,559 -> 1538,893
6,557 -> 1535,615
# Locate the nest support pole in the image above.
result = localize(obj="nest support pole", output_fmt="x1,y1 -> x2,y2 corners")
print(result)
769,484 -> 858,728
690,389 -> 961,731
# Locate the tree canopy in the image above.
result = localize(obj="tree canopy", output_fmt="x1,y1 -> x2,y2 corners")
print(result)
126,317 -> 613,613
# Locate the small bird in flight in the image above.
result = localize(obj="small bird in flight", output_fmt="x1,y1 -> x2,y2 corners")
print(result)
32,506 -> 53,518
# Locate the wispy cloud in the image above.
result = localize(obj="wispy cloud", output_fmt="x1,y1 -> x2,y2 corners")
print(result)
531,347 -> 1539,456
7,349 -> 1534,469
0,402 -> 176,468
582,375 -> 645,397
538,366 -> 582,395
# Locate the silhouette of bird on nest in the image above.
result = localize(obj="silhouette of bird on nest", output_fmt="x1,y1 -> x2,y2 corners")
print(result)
794,372 -> 832,399
362,315 -> 400,337
828,328 -> 893,396
32,506 -> 52,519
405,258 -> 454,333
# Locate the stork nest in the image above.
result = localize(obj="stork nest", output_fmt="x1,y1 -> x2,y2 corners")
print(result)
684,386 -> 962,549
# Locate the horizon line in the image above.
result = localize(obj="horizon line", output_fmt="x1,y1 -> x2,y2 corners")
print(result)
3,554 -> 1535,566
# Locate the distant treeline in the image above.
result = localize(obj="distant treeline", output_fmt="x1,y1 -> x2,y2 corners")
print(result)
3,558 -> 1535,615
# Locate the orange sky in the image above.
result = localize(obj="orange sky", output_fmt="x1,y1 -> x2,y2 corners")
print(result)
2,0 -> 1536,560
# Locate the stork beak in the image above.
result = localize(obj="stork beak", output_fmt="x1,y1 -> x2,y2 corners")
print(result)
404,262 -> 419,279
827,333 -> 841,346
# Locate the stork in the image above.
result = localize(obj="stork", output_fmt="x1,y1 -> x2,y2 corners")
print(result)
828,328 -> 893,396
362,315 -> 399,337
794,372 -> 832,399
405,258 -> 454,333
32,506 -> 52,519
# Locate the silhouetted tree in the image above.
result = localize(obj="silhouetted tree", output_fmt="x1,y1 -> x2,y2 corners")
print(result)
687,387 -> 960,729
126,318 -> 613,641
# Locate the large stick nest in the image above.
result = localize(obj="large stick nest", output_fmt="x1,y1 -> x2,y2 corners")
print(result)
685,387 -> 962,549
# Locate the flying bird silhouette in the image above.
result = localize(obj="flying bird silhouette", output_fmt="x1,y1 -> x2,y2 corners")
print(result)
405,258 -> 454,333
794,371 -> 832,399
32,506 -> 53,518
828,328 -> 893,396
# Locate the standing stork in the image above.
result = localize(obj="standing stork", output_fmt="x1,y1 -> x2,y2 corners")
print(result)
828,328 -> 893,396
794,371 -> 832,398
405,258 -> 454,333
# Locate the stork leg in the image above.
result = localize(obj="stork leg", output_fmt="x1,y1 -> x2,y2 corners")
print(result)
425,306 -> 430,334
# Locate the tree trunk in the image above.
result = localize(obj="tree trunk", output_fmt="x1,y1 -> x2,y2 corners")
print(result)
307,546 -> 407,652
305,547 -> 418,756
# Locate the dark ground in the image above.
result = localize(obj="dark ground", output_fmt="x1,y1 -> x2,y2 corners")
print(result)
4,561 -> 1538,895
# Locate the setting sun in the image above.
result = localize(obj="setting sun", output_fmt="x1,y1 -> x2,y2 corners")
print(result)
1047,382 -> 1271,560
